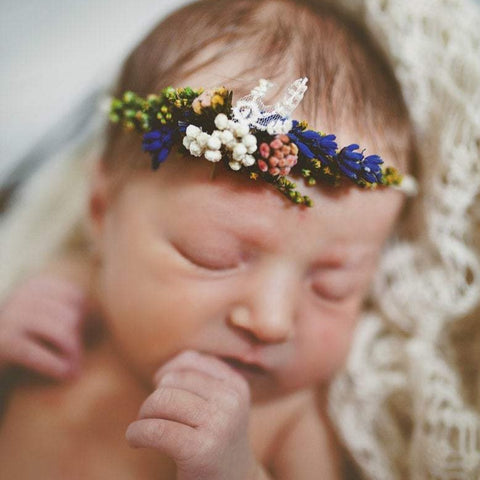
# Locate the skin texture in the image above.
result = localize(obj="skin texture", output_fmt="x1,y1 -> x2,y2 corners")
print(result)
0,151 -> 404,479
127,350 -> 257,480
92,155 -> 404,392
86,149 -> 405,478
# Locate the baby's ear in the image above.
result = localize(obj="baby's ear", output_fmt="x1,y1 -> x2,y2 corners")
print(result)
87,160 -> 111,251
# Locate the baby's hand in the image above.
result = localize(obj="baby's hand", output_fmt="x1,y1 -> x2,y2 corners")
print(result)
0,274 -> 86,380
126,350 -> 261,480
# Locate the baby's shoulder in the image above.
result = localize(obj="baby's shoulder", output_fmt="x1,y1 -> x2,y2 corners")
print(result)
0,357 -> 111,439
0,374 -> 96,478
0,345 -> 165,479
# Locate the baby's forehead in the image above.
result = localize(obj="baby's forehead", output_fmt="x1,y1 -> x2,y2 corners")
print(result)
136,157 -> 404,258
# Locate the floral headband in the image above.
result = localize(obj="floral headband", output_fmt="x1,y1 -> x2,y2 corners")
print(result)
109,78 -> 417,206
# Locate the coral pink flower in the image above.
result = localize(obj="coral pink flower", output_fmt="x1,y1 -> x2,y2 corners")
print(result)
259,143 -> 270,159
258,159 -> 268,172
269,156 -> 280,167
261,135 -> 299,176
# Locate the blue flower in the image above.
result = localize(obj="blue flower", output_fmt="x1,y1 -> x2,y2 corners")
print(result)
336,144 -> 384,184
288,120 -> 337,164
142,126 -> 176,170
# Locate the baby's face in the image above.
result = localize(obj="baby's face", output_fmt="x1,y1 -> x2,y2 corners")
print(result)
92,154 -> 404,400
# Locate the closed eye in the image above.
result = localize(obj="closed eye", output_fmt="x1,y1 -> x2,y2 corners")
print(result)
171,241 -> 242,272
310,268 -> 364,302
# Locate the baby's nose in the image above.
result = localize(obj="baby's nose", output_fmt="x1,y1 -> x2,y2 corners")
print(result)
228,264 -> 296,344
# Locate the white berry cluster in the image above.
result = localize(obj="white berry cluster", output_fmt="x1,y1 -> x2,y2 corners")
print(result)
182,114 -> 257,171
266,118 -> 293,135
182,125 -> 223,163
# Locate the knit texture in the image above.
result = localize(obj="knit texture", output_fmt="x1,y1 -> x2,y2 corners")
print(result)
327,1 -> 480,479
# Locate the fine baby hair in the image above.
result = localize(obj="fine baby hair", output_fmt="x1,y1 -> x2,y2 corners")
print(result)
0,0 -> 479,479
102,0 -> 415,189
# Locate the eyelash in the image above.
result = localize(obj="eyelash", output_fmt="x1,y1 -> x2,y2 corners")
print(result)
173,241 -> 362,299
172,242 -> 241,272
310,272 -> 357,303
311,285 -> 350,302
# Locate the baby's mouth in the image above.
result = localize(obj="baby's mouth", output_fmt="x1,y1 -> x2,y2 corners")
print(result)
219,356 -> 267,376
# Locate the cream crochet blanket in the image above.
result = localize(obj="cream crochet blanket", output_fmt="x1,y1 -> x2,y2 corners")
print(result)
1,1 -> 480,478
327,1 -> 480,479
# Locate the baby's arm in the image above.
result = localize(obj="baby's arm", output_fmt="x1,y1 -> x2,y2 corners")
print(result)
0,253 -> 90,380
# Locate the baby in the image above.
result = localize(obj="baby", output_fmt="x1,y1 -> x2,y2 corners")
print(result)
0,0 -> 415,478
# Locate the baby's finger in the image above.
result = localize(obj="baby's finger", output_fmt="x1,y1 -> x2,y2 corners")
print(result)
10,339 -> 77,380
50,280 -> 86,307
154,350 -> 241,386
126,418 -> 196,463
158,369 -> 234,402
29,276 -> 86,306
27,296 -> 85,330
27,315 -> 82,362
138,386 -> 207,427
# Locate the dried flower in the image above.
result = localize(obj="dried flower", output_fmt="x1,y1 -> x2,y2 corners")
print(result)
213,114 -> 257,171
336,145 -> 384,184
258,134 -> 298,176
110,79 -> 411,207
266,118 -> 293,135
183,125 -> 223,162
288,120 -> 337,166
142,126 -> 176,169
381,166 -> 403,186
192,87 -> 230,115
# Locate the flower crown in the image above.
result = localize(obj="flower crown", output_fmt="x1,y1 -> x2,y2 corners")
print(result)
109,78 -> 416,206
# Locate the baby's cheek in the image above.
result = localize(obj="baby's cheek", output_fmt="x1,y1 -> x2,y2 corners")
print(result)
319,318 -> 357,376
301,310 -> 359,385
96,256 -> 216,382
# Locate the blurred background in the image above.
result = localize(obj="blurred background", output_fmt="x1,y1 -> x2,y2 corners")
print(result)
1,0 -> 479,187
0,0 -> 193,185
